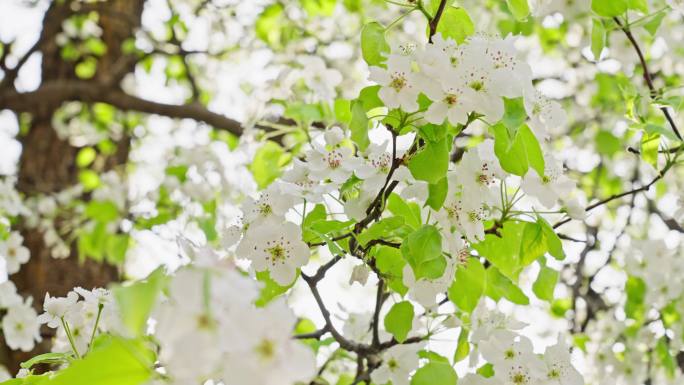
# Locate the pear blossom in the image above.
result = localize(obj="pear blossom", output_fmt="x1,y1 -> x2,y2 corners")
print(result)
236,220 -> 309,285
402,254 -> 457,307
0,232 -> 30,274
422,72 -> 474,126
0,281 -> 22,308
371,342 -> 424,385
521,155 -> 575,209
306,127 -> 363,184
470,300 -> 526,343
541,338 -> 584,385
480,330 -> 538,368
418,33 -> 458,79
37,291 -> 79,328
369,54 -> 422,112
279,159 -> 333,203
2,300 -> 41,352
524,88 -> 567,139
241,184 -> 295,225
355,141 -> 394,192
297,55 -> 342,101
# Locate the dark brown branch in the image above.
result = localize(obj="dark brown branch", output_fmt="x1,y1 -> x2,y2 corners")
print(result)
428,0 -> 448,43
0,80 -> 244,136
554,159 -> 676,229
614,17 -> 683,141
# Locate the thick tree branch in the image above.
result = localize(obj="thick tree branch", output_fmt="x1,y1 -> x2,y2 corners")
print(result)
428,0 -> 448,43
0,80 -> 244,136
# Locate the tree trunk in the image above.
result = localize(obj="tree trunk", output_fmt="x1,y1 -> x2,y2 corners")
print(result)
1,0 -> 144,373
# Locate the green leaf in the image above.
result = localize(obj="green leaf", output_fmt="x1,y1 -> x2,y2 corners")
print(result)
628,0 -> 648,13
625,275 -> 646,321
302,204 -> 327,243
85,201 -> 119,223
448,257 -> 485,313
655,338 -> 676,378
477,363 -> 495,377
533,265 -> 559,302
595,130 -> 621,157
506,0 -> 530,20
334,99 -> 352,125
434,7 -> 474,44
256,4 -> 285,47
640,132 -> 660,168
520,221 -> 546,266
473,221 -> 546,280
453,327 -> 470,363
592,0 -> 627,17
76,147 -> 97,168
502,97 -> 527,130
387,194 -> 422,230
401,225 -> 445,280
250,141 -> 290,189
375,246 -> 408,295
643,10 -> 665,36
384,301 -> 414,342
411,361 -> 457,385
255,270 -> 297,307
408,138 -> 449,184
43,336 -> 153,385
357,216 -> 405,246
361,22 -> 389,66
20,352 -> 71,370
591,19 -> 606,61
357,85 -> 384,111
492,124 -> 544,177
79,170 -> 101,191
538,216 -> 565,260
426,177 -> 448,210
350,100 -> 370,151
485,267 -> 530,305
300,0 -> 337,16
113,268 -> 166,336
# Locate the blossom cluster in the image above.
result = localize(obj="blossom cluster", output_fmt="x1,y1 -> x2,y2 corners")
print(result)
152,248 -> 315,385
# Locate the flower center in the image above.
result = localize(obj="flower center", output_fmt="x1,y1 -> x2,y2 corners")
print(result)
267,244 -> 287,262
255,338 -> 275,360
389,73 -> 407,92
444,94 -> 458,105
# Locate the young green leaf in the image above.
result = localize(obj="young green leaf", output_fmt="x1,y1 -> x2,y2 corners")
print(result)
411,361 -> 457,385
408,138 -> 449,184
361,22 -> 389,66
506,0 -> 530,21
434,7 -> 475,44
401,225 -> 445,280
533,264 -> 559,302
384,301 -> 414,342
448,257 -> 485,313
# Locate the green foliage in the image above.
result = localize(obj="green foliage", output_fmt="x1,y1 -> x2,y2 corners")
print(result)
375,246 -> 408,295
434,7 -> 474,44
591,0 -> 627,17
473,220 -> 553,280
250,141 -> 291,189
361,22 -> 389,67
255,270 -> 298,307
625,275 -> 646,321
533,264 -> 559,302
384,301 -> 414,342
448,257 -> 485,313
113,268 -> 166,337
350,100 -> 370,151
591,19 -> 606,61
506,0 -> 530,21
485,267 -> 529,305
426,177 -> 448,210
401,225 -> 445,281
410,360 -> 457,385
387,194 -> 422,230
492,123 -> 544,177
453,327 -> 470,362
408,138 -> 449,184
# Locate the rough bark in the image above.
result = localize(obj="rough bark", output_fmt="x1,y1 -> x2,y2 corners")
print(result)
0,0 -> 144,373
